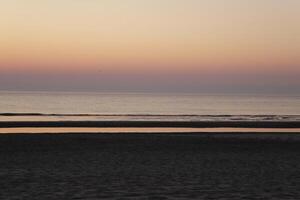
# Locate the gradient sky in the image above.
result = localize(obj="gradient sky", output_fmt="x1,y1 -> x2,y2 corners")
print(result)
0,0 -> 299,92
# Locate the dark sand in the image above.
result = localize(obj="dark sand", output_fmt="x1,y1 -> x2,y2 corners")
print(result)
0,133 -> 300,199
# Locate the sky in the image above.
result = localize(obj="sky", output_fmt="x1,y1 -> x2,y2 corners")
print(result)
0,0 -> 299,93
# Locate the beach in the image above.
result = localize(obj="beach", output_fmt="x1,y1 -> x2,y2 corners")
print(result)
1,133 -> 299,199
0,92 -> 299,199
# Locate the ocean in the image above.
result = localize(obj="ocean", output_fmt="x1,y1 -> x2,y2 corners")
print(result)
0,91 -> 300,121
0,91 -> 299,133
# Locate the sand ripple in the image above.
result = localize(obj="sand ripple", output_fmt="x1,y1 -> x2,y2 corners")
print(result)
0,133 -> 299,199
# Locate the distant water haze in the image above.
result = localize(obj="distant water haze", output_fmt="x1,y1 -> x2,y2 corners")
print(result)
0,70 -> 299,93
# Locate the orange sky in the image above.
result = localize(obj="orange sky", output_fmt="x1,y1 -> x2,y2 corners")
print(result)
0,0 -> 299,92
0,0 -> 300,91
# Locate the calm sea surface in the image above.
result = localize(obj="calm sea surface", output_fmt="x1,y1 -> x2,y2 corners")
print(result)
0,91 -> 299,122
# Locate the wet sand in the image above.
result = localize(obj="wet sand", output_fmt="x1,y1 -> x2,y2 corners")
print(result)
0,133 -> 300,199
1,120 -> 300,128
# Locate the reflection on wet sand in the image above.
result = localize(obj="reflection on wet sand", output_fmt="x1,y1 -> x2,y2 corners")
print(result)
1,127 -> 300,134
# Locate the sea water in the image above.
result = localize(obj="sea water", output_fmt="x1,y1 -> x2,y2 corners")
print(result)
0,91 -> 299,122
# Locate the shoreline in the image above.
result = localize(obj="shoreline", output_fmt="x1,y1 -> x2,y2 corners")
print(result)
0,120 -> 300,128
0,128 -> 300,135
0,132 -> 300,138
